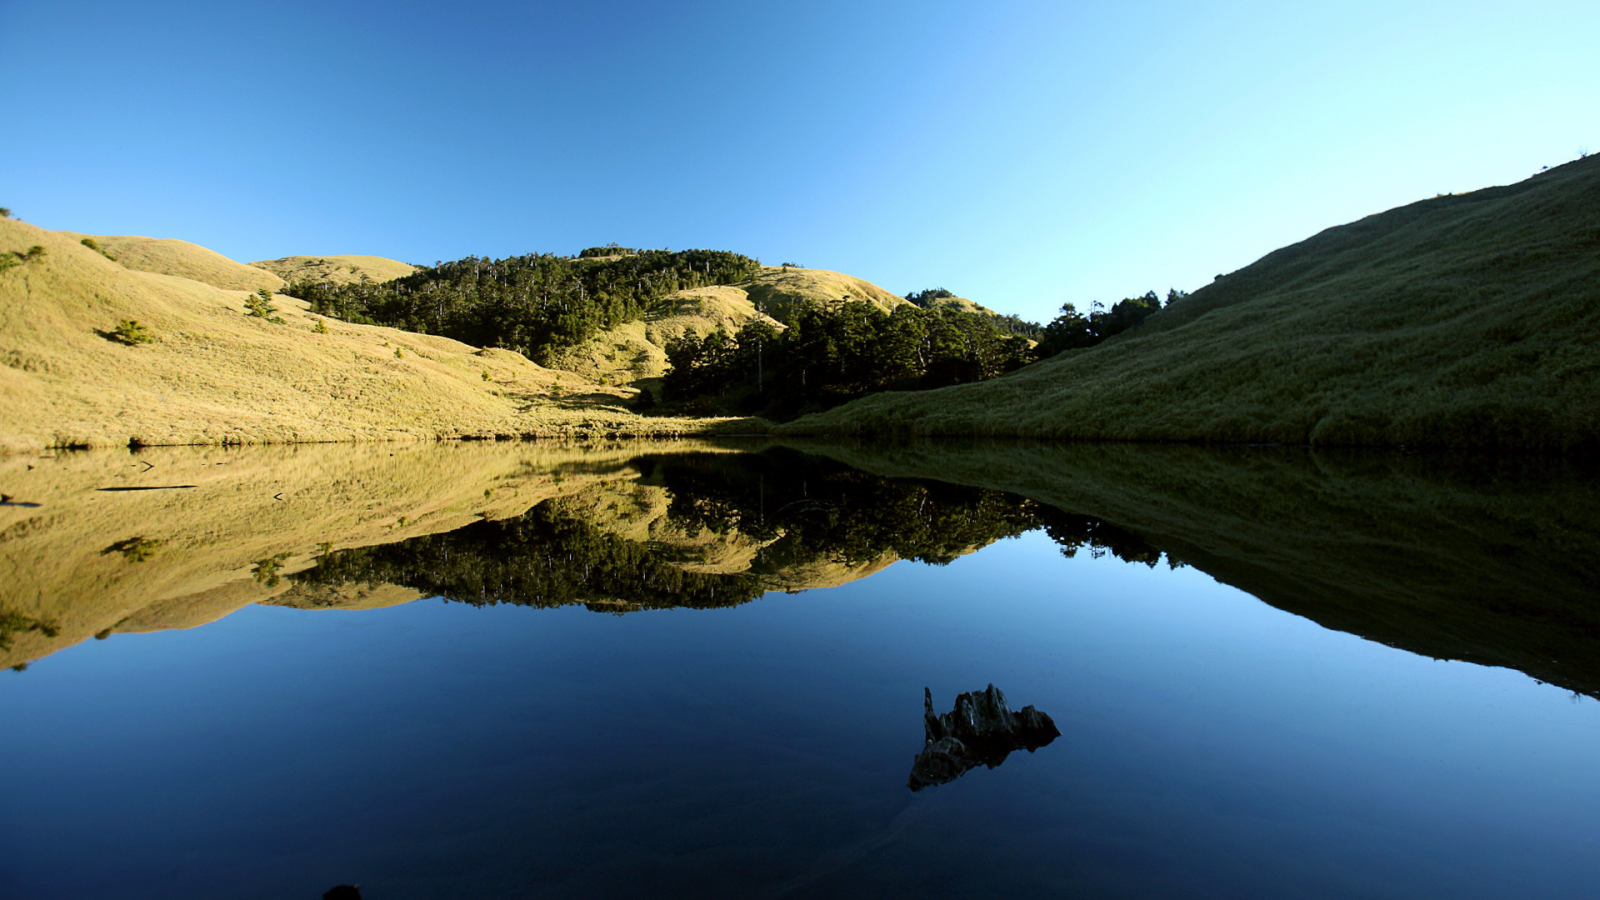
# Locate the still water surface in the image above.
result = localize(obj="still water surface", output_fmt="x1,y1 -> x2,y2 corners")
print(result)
2,444 -> 1598,898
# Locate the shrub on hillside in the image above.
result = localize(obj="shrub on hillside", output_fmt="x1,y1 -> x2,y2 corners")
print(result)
245,288 -> 285,324
0,246 -> 46,273
80,237 -> 117,261
109,319 -> 155,345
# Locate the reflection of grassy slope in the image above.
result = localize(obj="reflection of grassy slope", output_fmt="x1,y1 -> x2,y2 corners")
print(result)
549,479 -> 897,588
782,156 -> 1600,451
293,451 -> 1024,615
0,219 -> 748,450
249,254 -> 416,286
790,439 -> 1600,697
0,440 -> 730,668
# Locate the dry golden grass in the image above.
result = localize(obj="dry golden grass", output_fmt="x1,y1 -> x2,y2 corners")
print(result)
62,232 -> 287,292
544,266 -> 907,383
741,265 -> 907,320
544,285 -> 785,384
0,440 -> 739,668
918,294 -> 995,316
0,219 -> 754,451
250,254 -> 417,286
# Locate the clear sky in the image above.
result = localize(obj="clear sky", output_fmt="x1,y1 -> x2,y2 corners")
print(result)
4,0 -> 1596,322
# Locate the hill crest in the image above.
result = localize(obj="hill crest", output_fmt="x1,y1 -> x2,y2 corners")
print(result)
0,219 -> 745,451
779,154 -> 1600,452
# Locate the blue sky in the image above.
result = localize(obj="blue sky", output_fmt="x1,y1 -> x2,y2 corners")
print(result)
4,0 -> 1596,322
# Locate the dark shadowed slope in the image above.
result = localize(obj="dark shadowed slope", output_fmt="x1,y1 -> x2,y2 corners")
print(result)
780,155 -> 1600,452
787,439 -> 1600,700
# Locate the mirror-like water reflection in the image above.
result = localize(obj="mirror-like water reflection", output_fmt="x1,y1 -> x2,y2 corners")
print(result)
2,441 -> 1598,898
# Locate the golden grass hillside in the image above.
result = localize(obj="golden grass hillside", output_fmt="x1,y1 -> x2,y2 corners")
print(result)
250,254 -> 417,285
741,265 -> 908,320
781,156 -> 1600,452
0,219 -> 751,451
63,232 -> 287,292
543,266 -> 907,384
544,285 -> 785,384
0,441 -> 735,669
915,294 -> 996,316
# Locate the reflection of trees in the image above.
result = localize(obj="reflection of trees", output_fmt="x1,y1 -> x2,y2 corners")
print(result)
295,450 -> 1186,613
1041,514 -> 1177,568
297,504 -> 764,612
641,451 -> 1044,567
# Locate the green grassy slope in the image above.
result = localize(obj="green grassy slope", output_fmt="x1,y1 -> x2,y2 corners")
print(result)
780,156 -> 1600,451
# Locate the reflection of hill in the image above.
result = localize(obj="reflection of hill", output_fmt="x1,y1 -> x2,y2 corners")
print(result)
787,440 -> 1600,698
2,443 -> 1030,668
0,440 -> 735,668
292,450 -> 1037,614
548,479 -> 896,590
18,439 -> 1584,700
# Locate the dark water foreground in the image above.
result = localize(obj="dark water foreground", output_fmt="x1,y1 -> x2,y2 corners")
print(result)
2,441 -> 1598,899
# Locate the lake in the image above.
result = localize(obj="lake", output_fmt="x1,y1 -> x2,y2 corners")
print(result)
2,440 -> 1598,899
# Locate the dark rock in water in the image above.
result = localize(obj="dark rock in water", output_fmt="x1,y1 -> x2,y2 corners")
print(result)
909,684 -> 1060,791
323,886 -> 361,900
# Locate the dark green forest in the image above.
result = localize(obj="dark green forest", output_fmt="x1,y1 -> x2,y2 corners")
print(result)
1032,289 -> 1182,358
279,240 -> 1180,415
283,248 -> 761,363
659,302 -> 1035,418
292,451 -> 1180,614
904,287 -> 1045,338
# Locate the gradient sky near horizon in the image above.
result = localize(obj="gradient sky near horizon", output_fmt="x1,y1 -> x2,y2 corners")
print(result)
4,0 -> 1596,322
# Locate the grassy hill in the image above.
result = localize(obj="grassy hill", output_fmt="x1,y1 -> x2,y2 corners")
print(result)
62,232 -> 286,292
543,266 -> 908,384
0,219 -> 747,451
741,266 -> 908,320
250,254 -> 417,286
543,285 -> 785,385
0,441 -> 741,669
918,294 -> 992,316
779,155 -> 1600,452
